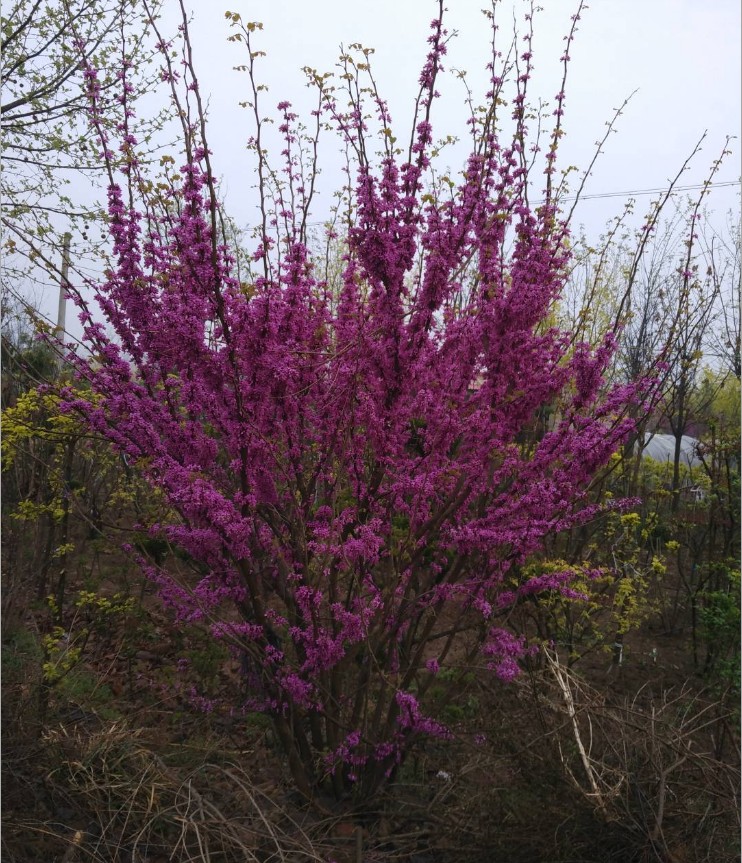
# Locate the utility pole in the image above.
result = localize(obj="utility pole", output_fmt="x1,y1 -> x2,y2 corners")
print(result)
55,232 -> 71,367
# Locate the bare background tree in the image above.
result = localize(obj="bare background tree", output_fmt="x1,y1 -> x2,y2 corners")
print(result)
1,0 -> 169,320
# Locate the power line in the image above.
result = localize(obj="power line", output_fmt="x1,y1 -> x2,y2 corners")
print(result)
568,179 -> 739,203
297,179 -> 739,228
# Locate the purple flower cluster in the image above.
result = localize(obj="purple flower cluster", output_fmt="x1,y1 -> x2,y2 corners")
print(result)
482,628 -> 538,681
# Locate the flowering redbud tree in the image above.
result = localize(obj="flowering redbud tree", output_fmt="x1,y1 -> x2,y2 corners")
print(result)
61,1 -> 643,801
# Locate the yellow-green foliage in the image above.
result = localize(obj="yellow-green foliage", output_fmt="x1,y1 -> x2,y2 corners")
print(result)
701,368 -> 740,433
3,383 -> 172,530
42,626 -> 83,682
604,511 -> 659,636
2,388 -> 82,523
74,590 -> 136,616
2,388 -> 81,466
42,591 -> 136,683
525,507 -> 664,662
637,457 -> 711,501
519,558 -> 610,661
10,498 -> 66,522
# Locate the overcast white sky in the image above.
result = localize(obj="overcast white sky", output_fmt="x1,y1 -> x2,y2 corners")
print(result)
19,1 -> 741,332
176,0 -> 741,236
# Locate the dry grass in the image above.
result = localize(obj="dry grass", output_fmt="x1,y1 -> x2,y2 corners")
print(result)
4,720 -> 344,863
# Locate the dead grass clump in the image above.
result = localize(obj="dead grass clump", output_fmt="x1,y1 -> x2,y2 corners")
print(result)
9,721 -> 338,863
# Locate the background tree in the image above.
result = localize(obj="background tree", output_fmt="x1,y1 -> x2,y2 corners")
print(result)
703,209 -> 741,381
1,0 -> 168,313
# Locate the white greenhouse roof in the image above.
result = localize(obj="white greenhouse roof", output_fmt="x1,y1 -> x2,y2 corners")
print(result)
640,434 -> 702,468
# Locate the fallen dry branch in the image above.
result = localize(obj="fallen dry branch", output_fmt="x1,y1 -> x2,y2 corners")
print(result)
537,658 -> 740,862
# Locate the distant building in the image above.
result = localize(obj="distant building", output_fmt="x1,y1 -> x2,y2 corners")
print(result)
640,434 -> 703,469
639,433 -> 706,502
